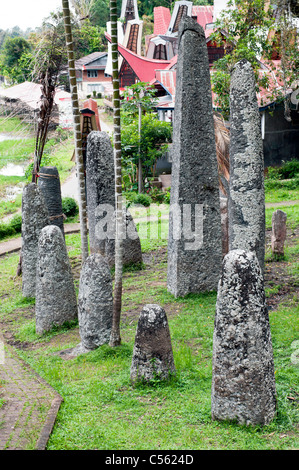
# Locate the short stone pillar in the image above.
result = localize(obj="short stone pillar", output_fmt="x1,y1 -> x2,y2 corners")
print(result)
78,253 -> 113,350
211,249 -> 276,426
130,304 -> 176,383
38,166 -> 65,236
167,17 -> 222,298
86,131 -> 142,266
21,183 -> 50,298
35,225 -> 77,335
271,209 -> 287,257
228,59 -> 265,273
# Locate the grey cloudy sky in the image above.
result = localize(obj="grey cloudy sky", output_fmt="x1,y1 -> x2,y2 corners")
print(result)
0,0 -> 63,30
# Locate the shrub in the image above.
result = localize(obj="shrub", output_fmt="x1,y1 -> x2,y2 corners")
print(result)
125,192 -> 152,207
0,213 -> 22,240
62,197 -> 79,218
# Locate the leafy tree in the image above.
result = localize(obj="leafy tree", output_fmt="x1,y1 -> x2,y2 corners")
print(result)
210,0 -> 299,119
121,112 -> 172,190
0,36 -> 32,82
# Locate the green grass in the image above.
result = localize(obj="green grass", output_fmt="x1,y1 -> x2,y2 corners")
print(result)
266,204 -> 299,230
0,116 -> 76,220
0,227 -> 298,450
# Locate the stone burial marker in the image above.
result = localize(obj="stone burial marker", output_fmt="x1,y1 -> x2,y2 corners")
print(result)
228,59 -> 265,274
167,17 -> 222,298
130,304 -> 176,384
35,225 -> 77,335
271,209 -> 287,257
211,249 -> 276,426
21,183 -> 50,298
37,166 -> 65,236
86,131 -> 142,267
77,253 -> 113,352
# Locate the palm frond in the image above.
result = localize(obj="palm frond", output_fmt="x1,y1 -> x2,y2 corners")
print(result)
214,112 -> 230,194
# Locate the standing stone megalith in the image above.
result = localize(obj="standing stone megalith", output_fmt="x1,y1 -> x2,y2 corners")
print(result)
86,131 -> 142,266
21,183 -> 50,298
38,166 -> 65,236
35,225 -> 77,335
271,209 -> 287,257
211,249 -> 276,426
78,253 -> 113,350
130,304 -> 176,383
228,59 -> 265,273
167,17 -> 222,298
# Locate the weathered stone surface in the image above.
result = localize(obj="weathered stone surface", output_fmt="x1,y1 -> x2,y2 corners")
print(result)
104,209 -> 143,268
167,17 -> 222,298
38,166 -> 65,236
211,249 -> 276,426
35,225 -> 77,335
86,131 -> 114,254
21,183 -> 50,298
271,209 -> 287,256
86,131 -> 142,266
78,253 -> 113,350
228,59 -> 265,273
130,304 -> 176,383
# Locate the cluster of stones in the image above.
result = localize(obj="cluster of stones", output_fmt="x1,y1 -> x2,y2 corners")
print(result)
19,14 -> 279,426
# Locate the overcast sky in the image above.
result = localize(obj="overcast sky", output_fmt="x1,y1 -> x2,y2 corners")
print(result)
0,0 -> 63,31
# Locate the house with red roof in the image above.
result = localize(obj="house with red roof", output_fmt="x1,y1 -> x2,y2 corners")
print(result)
105,0 -> 299,166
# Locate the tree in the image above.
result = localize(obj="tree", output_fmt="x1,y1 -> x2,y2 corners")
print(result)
109,0 -> 124,348
62,0 -> 89,263
210,0 -> 276,119
0,36 -> 32,82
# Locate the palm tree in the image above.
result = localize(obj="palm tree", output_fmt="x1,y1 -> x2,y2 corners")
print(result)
70,0 -> 96,22
109,0 -> 124,347
62,0 -> 89,262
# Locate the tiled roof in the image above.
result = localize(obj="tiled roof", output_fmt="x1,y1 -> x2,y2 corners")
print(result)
0,81 -> 71,110
154,6 -> 172,35
75,52 -> 107,70
192,5 -> 214,29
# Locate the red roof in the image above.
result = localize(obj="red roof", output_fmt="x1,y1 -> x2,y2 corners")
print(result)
105,33 -> 171,83
155,69 -> 176,97
192,5 -> 214,30
154,6 -> 171,35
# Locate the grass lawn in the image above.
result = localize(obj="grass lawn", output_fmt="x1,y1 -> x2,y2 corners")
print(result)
0,203 -> 298,450
0,116 -> 75,220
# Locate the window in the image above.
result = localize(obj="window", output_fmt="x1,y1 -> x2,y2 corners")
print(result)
87,70 -> 98,78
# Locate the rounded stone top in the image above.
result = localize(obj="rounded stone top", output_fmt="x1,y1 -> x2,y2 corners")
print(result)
138,304 -> 168,329
38,224 -> 64,246
178,16 -> 205,39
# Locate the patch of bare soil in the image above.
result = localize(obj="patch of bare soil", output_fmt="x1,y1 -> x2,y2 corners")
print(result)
265,228 -> 299,311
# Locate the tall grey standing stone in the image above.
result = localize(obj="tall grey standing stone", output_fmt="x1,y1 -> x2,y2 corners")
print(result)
86,131 -> 142,266
228,59 -> 265,273
35,225 -> 77,335
130,304 -> 176,383
167,17 -> 222,298
37,166 -> 65,236
271,209 -> 287,257
86,131 -> 114,255
21,183 -> 50,298
78,253 -> 113,350
211,249 -> 276,426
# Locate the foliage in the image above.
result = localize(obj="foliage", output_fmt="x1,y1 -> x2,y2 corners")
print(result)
210,0 -> 298,118
121,112 -> 172,190
0,213 -> 22,241
62,197 -> 79,218
266,159 -> 299,180
0,36 -> 32,83
122,82 -> 159,119
125,191 -> 152,207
